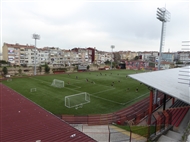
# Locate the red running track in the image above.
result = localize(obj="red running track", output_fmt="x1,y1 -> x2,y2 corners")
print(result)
0,83 -> 96,142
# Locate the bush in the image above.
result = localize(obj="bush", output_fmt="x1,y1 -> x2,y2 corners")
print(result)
44,63 -> 50,73
2,67 -> 8,75
18,69 -> 22,74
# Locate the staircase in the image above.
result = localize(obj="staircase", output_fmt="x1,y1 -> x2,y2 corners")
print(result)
157,130 -> 182,142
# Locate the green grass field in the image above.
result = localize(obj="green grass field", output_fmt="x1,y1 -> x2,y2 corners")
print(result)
2,70 -> 149,115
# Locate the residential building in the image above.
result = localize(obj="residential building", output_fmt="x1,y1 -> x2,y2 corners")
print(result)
2,42 -> 177,68
155,61 -> 173,70
138,51 -> 158,61
177,51 -> 190,63
2,43 -> 35,66
162,52 -> 175,62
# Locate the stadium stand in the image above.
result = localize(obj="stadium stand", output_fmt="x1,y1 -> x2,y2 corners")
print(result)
169,99 -> 190,108
166,107 -> 189,127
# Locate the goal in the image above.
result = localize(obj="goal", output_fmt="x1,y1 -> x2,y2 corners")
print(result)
30,88 -> 37,92
65,92 -> 90,108
51,79 -> 64,88
7,78 -> 12,82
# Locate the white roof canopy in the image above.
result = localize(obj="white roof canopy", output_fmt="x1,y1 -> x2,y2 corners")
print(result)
129,66 -> 190,105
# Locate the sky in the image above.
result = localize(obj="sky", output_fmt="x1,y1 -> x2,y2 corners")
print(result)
0,0 -> 189,53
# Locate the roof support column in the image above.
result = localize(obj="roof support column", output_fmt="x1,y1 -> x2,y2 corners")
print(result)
163,94 -> 166,110
148,89 -> 153,125
147,89 -> 154,139
172,97 -> 175,105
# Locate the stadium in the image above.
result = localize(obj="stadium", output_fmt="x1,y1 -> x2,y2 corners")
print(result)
1,67 -> 190,142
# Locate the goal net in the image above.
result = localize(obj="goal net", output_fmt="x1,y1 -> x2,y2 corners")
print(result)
65,92 -> 90,108
51,79 -> 64,88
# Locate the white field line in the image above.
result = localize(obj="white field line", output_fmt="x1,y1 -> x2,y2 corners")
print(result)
91,87 -> 115,95
60,76 -> 83,83
89,93 -> 124,105
29,77 -> 148,106
61,75 -> 119,90
29,77 -> 82,93
123,92 -> 149,105
29,77 -> 51,85
29,77 -> 123,105
29,77 -> 81,90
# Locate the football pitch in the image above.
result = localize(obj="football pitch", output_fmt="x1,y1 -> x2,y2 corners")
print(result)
2,70 -> 149,115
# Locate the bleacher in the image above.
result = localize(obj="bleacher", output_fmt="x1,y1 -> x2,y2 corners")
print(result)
165,99 -> 190,127
169,99 -> 190,108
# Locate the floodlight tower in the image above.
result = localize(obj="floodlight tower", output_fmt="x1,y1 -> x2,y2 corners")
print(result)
111,45 -> 115,69
32,34 -> 40,75
154,7 -> 170,105
156,7 -> 170,70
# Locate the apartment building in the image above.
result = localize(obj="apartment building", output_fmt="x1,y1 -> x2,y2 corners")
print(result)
70,47 -> 96,65
2,42 -> 177,67
155,61 -> 173,70
94,51 -> 112,64
138,51 -> 158,61
119,51 -> 138,61
162,52 -> 175,62
2,43 -> 36,66
177,51 -> 190,63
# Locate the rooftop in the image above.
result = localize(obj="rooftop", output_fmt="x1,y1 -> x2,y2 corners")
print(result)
129,66 -> 190,105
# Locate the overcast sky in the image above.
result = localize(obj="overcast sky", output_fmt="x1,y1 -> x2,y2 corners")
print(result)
0,0 -> 189,53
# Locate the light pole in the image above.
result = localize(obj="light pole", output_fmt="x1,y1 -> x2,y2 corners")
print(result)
111,45 -> 115,69
32,34 -> 40,75
154,7 -> 170,105
156,7 -> 170,70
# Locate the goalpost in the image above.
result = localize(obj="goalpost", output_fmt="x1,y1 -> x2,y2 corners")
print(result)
30,88 -> 37,92
7,78 -> 12,82
51,79 -> 64,88
65,92 -> 90,109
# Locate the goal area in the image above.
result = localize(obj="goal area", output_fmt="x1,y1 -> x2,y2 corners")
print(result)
65,92 -> 90,108
51,79 -> 64,88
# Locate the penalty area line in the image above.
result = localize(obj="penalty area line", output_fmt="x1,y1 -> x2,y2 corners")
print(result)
89,93 -> 124,105
123,92 -> 149,105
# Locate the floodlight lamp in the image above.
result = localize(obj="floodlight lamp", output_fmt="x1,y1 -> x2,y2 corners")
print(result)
33,34 -> 40,40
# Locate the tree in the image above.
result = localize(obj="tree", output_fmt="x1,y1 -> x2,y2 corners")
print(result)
18,69 -> 22,74
44,63 -> 50,73
2,67 -> 8,75
87,65 -> 90,70
0,60 -> 8,64
113,52 -> 121,66
39,66 -> 42,74
134,56 -> 139,60
104,60 -> 111,65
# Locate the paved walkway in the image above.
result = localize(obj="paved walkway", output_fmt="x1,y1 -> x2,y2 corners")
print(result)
71,124 -> 147,142
110,125 -> 147,142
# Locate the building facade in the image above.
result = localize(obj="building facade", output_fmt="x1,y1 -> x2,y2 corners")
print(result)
3,42 -> 179,68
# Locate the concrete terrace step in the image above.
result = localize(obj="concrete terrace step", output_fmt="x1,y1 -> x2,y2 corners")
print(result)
157,135 -> 178,142
165,130 -> 182,141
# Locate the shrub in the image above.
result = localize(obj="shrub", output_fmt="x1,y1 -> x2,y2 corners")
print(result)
44,63 -> 50,73
2,67 -> 8,75
18,69 -> 22,74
